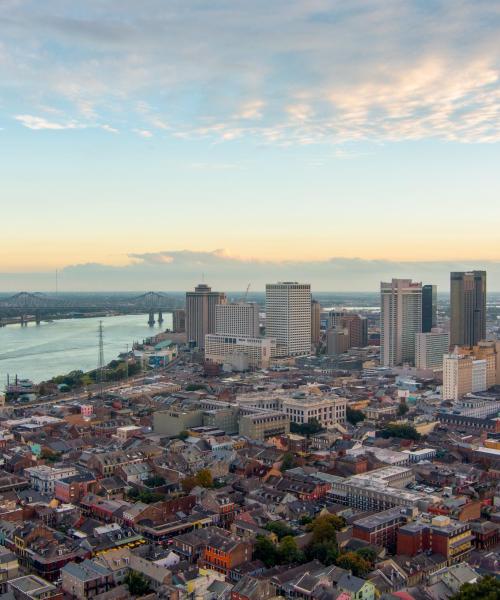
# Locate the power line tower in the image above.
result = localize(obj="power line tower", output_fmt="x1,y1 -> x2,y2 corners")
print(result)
97,320 -> 105,397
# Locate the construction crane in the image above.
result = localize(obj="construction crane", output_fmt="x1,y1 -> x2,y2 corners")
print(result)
243,283 -> 251,301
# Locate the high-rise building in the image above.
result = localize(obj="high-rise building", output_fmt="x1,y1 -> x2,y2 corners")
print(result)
328,310 -> 346,329
215,302 -> 259,337
311,299 -> 321,344
265,282 -> 311,357
450,271 -> 487,347
326,327 -> 350,356
415,329 -> 449,370
186,284 -> 227,349
442,351 -> 488,400
340,314 -> 368,348
380,279 -> 422,367
172,309 -> 186,332
422,284 -> 437,333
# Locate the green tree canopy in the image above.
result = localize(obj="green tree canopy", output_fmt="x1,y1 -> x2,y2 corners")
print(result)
380,423 -> 420,440
266,521 -> 294,540
346,407 -> 365,425
253,535 -> 278,567
278,536 -> 304,564
125,571 -> 151,596
335,551 -> 372,577
451,576 -> 500,600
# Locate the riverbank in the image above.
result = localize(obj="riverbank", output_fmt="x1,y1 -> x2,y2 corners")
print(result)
0,313 -> 172,384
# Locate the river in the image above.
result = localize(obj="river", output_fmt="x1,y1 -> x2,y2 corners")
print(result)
0,313 -> 172,385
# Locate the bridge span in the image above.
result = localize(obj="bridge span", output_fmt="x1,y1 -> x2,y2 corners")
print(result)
0,291 -> 179,326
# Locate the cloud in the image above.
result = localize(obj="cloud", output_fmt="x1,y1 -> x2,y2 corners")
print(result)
14,114 -> 85,130
2,1 -> 500,144
132,128 -> 153,138
1,250 -> 499,292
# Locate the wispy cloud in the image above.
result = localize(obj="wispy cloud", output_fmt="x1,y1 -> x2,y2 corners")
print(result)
14,114 -> 85,130
3,1 -> 500,145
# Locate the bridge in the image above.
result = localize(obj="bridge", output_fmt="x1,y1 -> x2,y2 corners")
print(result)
0,292 -> 178,326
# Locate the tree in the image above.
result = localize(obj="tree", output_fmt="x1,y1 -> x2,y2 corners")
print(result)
397,400 -> 409,416
290,418 -> 324,437
280,452 -> 296,472
335,551 -> 372,577
304,514 -> 345,566
308,514 -> 345,544
278,536 -> 304,564
125,571 -> 151,596
144,475 -> 166,488
185,383 -> 206,391
380,423 -> 420,440
357,547 -> 377,566
266,521 -> 294,540
253,535 -> 278,567
346,407 -> 365,425
178,430 -> 189,440
195,468 -> 213,488
451,576 -> 500,600
305,540 -> 338,565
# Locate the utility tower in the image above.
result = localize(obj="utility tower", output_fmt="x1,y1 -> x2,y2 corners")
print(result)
97,320 -> 105,397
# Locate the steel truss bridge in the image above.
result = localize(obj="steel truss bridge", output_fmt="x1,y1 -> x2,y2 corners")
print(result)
0,292 -> 177,325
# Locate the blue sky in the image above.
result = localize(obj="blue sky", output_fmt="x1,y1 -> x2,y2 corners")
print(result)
1,0 -> 500,291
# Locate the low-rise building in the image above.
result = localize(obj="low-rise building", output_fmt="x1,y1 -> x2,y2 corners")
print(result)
24,465 -> 78,496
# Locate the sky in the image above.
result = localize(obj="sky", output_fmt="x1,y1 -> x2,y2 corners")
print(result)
1,0 -> 500,291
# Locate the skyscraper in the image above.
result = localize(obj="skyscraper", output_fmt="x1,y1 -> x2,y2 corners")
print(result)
340,314 -> 368,348
186,283 -> 227,349
422,284 -> 437,333
450,271 -> 487,347
265,282 -> 311,357
215,302 -> 260,337
380,279 -> 422,367
311,299 -> 321,344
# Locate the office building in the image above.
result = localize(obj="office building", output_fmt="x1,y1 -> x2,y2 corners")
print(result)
280,395 -> 346,428
204,334 -> 276,370
422,284 -> 437,333
311,299 -> 321,344
265,282 -> 311,357
238,411 -> 290,441
326,327 -> 350,356
327,310 -> 346,329
215,302 -> 259,337
380,279 -> 422,367
450,271 -> 487,347
415,329 -> 450,370
172,309 -> 186,332
397,515 -> 473,565
186,284 -> 227,349
340,314 -> 368,348
443,352 -> 474,400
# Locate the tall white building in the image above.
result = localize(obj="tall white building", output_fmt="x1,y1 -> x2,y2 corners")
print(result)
265,282 -> 311,357
186,284 -> 227,349
380,279 -> 422,367
415,329 -> 450,370
215,302 -> 260,337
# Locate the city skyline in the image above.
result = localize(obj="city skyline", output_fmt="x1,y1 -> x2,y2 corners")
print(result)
1,0 -> 500,286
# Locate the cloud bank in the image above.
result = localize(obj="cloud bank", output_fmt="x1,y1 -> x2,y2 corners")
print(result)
1,250 -> 499,292
2,0 -> 500,144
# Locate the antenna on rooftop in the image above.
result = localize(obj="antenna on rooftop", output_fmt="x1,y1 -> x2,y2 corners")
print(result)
97,321 -> 105,397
